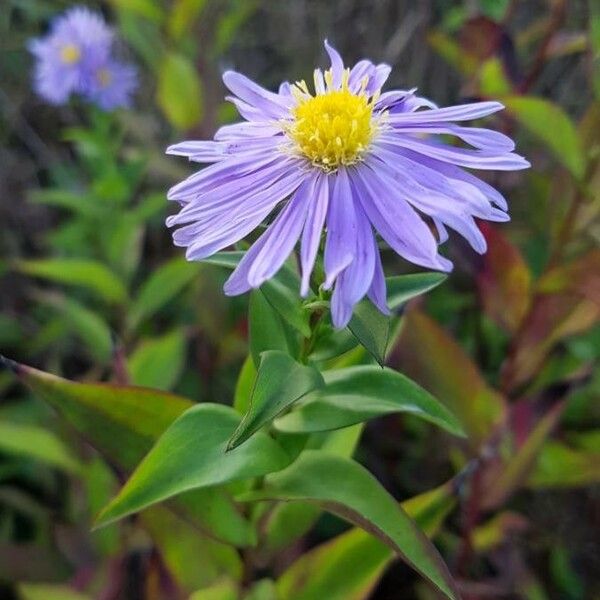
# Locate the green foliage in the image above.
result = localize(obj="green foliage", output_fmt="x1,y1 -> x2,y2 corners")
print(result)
227,351 -> 323,449
3,2 -> 599,598
240,451 -> 460,600
96,404 -> 291,527
274,365 -> 464,436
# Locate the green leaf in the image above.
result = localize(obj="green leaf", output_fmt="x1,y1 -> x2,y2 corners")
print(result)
42,295 -> 112,363
15,259 -> 128,304
233,355 -> 257,414
18,584 -> 92,600
347,301 -> 390,366
394,310 -> 505,447
242,451 -> 459,600
275,365 -> 464,436
157,52 -> 203,129
387,273 -> 448,310
128,329 -> 187,391
203,252 -> 310,336
228,351 -> 324,450
248,290 -> 292,367
3,359 -> 252,546
275,484 -> 455,600
189,580 -> 238,600
503,96 -> 585,179
0,421 -> 81,474
347,273 -> 447,365
97,404 -> 291,527
142,506 -> 242,590
128,258 -> 200,330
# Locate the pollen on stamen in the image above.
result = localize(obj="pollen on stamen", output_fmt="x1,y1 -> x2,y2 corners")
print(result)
285,68 -> 378,171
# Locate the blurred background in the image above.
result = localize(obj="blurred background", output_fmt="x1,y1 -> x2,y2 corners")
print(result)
1,1 -> 599,599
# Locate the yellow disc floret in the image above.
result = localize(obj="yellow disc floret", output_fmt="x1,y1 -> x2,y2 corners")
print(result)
97,68 -> 112,88
60,44 -> 81,65
287,73 -> 377,170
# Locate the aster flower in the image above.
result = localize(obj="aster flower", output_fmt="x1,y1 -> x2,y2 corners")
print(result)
167,41 -> 529,328
84,59 -> 138,110
28,6 -> 113,105
28,6 -> 136,110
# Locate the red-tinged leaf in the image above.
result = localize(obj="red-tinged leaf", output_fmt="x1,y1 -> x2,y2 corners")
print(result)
391,310 -> 505,448
478,223 -> 532,333
1,358 -> 256,546
537,249 -> 600,301
501,251 -> 600,391
482,400 -> 565,510
241,452 -> 460,600
274,482 -> 456,600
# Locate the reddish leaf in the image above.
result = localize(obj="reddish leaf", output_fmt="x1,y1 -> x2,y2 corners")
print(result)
391,310 -> 505,449
477,223 -> 532,333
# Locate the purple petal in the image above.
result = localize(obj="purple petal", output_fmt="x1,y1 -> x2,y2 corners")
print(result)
351,165 -> 453,272
367,240 -> 390,315
390,124 -> 515,153
378,134 -> 530,170
324,40 -> 344,89
387,101 -> 505,123
222,71 -> 291,119
300,173 -> 329,296
323,169 -> 356,288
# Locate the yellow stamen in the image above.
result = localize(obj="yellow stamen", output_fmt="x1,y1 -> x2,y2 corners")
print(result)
97,68 -> 112,88
60,44 -> 81,65
286,68 -> 377,171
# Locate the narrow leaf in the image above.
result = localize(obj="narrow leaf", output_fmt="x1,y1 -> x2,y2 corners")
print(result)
274,365 -> 464,436
241,451 -> 460,600
15,259 -> 127,304
128,258 -> 200,330
228,351 -> 324,450
128,329 -> 187,391
503,96 -> 585,179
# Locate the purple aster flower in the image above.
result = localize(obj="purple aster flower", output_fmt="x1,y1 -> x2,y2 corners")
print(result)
166,41 -> 529,328
28,6 -> 113,105
84,59 -> 138,110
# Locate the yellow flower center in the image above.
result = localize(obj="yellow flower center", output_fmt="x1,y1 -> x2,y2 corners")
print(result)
97,68 -> 112,88
287,72 -> 377,170
60,44 -> 81,65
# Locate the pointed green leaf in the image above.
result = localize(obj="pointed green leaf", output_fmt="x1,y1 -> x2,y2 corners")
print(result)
228,351 -> 324,450
249,291 -> 292,367
503,96 -> 585,179
203,252 -> 310,336
275,483 -> 455,600
128,258 -> 200,330
240,451 -> 459,600
347,273 -> 447,365
2,359 -> 254,546
97,404 -> 291,527
157,52 -> 203,129
387,273 -> 447,310
274,366 -> 464,436
347,301 -> 390,366
0,421 -> 82,474
128,329 -> 187,391
15,259 -> 128,304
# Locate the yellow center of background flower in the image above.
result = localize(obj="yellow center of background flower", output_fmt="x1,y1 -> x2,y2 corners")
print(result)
97,68 -> 112,88
289,85 -> 375,170
60,44 -> 81,64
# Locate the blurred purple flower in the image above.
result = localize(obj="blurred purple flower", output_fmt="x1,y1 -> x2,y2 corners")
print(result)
85,59 -> 138,110
28,6 -> 136,110
167,41 -> 529,328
